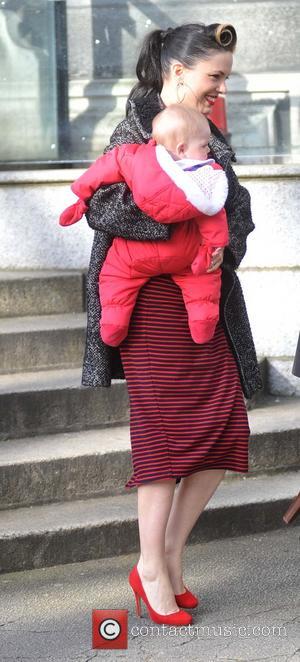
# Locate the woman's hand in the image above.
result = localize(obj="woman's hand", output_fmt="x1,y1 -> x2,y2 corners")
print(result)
206,247 -> 224,272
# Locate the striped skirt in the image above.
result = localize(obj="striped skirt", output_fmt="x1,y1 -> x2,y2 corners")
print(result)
119,274 -> 250,489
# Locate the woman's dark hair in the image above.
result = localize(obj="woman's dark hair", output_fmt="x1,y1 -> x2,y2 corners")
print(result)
126,23 -> 236,114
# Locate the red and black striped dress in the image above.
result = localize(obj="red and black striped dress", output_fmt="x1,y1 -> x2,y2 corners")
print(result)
119,274 -> 250,489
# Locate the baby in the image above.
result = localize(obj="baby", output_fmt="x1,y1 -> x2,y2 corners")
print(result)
60,105 -> 229,346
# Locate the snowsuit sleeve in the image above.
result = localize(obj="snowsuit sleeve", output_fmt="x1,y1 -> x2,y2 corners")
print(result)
59,140 -> 216,228
84,122 -> 171,243
59,145 -> 139,227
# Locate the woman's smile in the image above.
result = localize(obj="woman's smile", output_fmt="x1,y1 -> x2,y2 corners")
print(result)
205,94 -> 217,106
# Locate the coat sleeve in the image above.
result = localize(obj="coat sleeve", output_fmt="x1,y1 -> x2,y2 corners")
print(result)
72,146 -> 128,199
60,146 -> 129,227
223,161 -> 255,270
85,121 -> 170,243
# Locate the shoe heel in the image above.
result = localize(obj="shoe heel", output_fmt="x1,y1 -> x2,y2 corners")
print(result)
128,564 -> 192,626
132,588 -> 142,617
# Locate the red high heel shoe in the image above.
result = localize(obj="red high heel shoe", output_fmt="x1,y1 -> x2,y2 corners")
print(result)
175,587 -> 199,609
128,565 -> 193,626
283,491 -> 300,524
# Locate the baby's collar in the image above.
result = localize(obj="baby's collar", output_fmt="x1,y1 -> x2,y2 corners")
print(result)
177,157 -> 215,170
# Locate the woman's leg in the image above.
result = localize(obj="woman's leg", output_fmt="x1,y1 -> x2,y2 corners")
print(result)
136,478 -> 181,614
164,468 -> 226,594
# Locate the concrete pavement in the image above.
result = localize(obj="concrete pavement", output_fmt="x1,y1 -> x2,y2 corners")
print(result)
0,525 -> 299,661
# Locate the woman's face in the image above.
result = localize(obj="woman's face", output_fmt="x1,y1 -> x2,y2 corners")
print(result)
169,51 -> 233,116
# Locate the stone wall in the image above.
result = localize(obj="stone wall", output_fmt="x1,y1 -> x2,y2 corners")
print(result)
236,165 -> 300,396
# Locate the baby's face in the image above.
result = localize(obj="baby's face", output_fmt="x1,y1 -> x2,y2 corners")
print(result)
184,134 -> 211,160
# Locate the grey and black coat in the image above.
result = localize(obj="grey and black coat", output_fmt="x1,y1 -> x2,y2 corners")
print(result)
82,90 -> 263,399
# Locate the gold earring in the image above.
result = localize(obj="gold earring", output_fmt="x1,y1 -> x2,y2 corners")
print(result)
176,80 -> 186,104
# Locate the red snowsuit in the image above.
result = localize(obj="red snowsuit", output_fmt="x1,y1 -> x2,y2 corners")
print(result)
60,140 -> 229,346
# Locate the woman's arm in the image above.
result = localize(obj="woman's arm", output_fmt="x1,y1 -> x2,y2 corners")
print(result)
85,120 -> 170,243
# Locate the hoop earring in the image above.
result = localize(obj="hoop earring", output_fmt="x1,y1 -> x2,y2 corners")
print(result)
176,80 -> 186,104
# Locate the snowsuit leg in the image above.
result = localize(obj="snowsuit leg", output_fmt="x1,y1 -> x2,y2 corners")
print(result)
99,239 -> 151,347
172,268 -> 222,344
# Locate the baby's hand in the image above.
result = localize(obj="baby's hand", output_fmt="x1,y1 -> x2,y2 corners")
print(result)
59,199 -> 89,226
206,247 -> 224,272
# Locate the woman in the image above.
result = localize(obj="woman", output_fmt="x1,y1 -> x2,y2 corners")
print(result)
82,23 -> 263,625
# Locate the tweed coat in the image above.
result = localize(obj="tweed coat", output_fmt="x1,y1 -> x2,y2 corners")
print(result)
82,90 -> 263,399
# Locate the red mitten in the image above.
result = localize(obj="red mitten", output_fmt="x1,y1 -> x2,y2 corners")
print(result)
191,245 -> 214,276
59,199 -> 88,226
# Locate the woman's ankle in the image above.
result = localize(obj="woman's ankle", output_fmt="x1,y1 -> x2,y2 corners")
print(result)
165,546 -> 183,563
137,556 -> 169,580
164,549 -> 185,588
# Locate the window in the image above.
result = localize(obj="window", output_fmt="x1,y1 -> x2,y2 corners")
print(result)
1,1 -> 299,168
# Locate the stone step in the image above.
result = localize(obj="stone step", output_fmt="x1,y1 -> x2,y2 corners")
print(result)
0,312 -> 86,373
0,396 -> 299,509
0,270 -> 85,318
0,368 -> 129,441
0,469 -> 298,574
0,425 -> 131,509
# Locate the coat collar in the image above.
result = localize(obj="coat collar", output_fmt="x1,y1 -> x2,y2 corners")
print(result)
127,89 -> 163,139
127,89 -> 236,167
